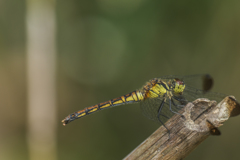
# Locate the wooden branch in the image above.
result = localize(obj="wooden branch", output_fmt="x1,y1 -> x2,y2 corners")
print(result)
124,96 -> 240,160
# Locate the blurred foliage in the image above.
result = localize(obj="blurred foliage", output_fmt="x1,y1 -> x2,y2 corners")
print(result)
1,0 -> 240,160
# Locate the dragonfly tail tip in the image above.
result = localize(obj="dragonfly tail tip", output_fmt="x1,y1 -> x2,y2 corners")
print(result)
61,119 -> 68,126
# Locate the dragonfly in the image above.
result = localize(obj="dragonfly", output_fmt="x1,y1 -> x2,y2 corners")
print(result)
62,74 -> 225,135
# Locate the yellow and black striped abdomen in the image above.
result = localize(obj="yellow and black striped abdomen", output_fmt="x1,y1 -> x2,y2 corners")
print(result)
62,90 -> 144,125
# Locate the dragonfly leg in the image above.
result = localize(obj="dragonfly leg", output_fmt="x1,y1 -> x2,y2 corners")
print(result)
159,113 -> 170,119
170,99 -> 185,119
171,98 -> 185,109
157,99 -> 171,139
172,96 -> 187,108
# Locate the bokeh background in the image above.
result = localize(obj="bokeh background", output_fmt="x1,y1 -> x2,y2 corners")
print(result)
1,0 -> 240,160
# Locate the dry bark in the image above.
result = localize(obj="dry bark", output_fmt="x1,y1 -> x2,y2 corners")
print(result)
124,96 -> 240,160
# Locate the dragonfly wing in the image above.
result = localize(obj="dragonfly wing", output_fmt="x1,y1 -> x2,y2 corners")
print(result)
183,86 -> 226,103
160,74 -> 226,102
140,97 -> 185,123
159,74 -> 213,92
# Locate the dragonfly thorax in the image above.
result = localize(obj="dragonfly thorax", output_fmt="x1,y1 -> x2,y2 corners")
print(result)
172,78 -> 185,95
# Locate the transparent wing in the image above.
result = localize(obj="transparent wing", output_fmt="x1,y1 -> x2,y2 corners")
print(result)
140,74 -> 226,123
159,74 -> 213,92
183,86 -> 226,103
161,74 -> 226,102
140,97 -> 185,123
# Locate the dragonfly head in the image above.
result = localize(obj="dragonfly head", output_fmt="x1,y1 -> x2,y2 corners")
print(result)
172,78 -> 185,95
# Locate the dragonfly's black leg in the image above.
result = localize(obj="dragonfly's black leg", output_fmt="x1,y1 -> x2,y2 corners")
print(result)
159,113 -> 170,119
170,99 -> 185,119
171,98 -> 185,109
157,99 -> 171,138
172,96 -> 187,108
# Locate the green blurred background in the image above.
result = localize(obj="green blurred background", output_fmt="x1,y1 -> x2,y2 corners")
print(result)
1,0 -> 240,159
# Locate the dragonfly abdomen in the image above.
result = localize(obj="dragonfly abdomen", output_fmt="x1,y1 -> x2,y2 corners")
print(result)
62,90 -> 144,125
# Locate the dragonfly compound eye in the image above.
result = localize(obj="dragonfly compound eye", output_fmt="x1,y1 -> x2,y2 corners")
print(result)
173,79 -> 185,95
